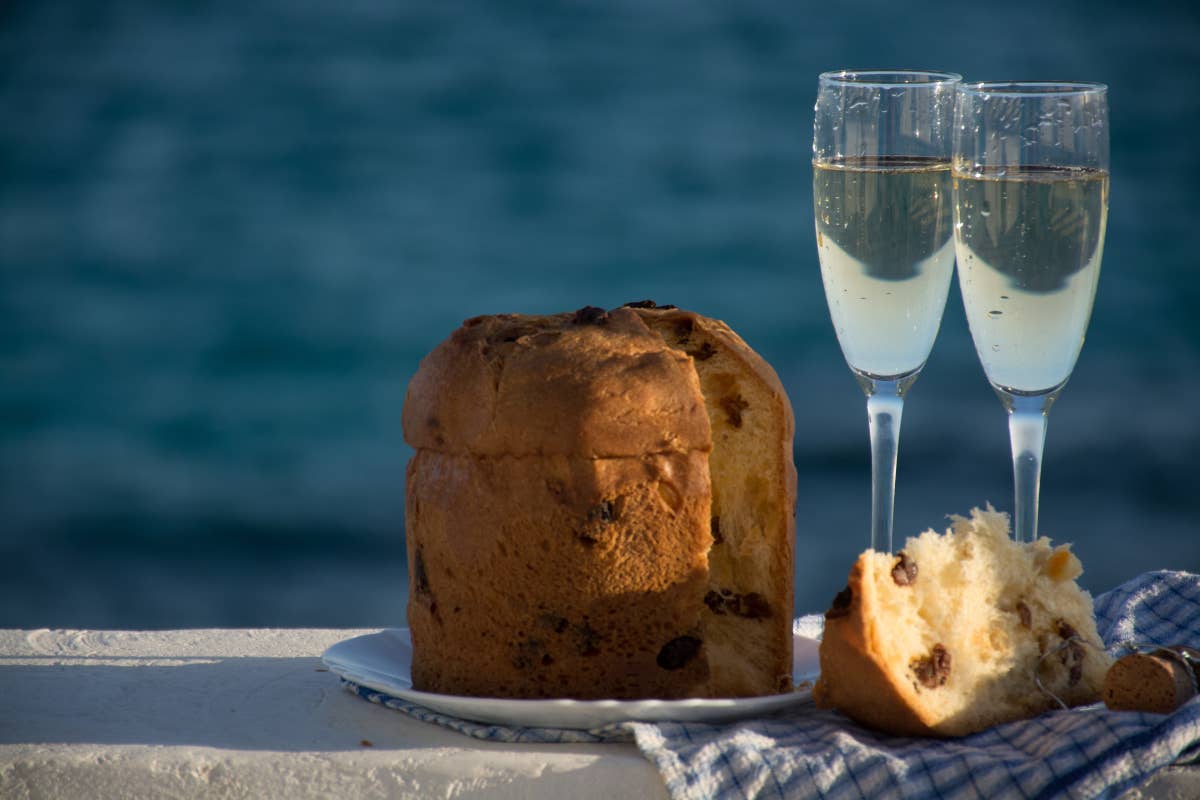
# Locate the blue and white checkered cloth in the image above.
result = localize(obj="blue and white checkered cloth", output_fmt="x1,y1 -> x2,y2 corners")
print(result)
345,570 -> 1200,799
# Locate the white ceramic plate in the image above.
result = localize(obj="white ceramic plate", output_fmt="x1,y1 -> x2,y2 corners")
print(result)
323,627 -> 820,729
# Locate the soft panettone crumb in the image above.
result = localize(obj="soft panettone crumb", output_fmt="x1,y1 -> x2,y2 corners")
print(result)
633,306 -> 797,696
814,507 -> 1111,737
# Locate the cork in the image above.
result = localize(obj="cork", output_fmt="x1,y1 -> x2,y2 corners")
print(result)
1103,646 -> 1199,714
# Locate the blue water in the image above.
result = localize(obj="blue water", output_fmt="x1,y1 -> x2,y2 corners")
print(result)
2,0 -> 1199,628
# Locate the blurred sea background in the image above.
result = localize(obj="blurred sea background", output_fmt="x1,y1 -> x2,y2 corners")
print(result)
2,0 -> 1198,629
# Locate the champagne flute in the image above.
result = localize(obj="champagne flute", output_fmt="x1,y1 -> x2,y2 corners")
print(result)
952,82 -> 1109,542
813,70 -> 960,553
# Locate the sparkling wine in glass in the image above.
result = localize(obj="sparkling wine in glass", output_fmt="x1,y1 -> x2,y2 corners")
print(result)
952,82 -> 1109,542
813,70 -> 960,553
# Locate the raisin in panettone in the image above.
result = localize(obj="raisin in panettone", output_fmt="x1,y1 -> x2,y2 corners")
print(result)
402,303 -> 796,699
814,507 -> 1111,737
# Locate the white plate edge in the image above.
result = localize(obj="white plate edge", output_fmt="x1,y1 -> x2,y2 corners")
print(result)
323,628 -> 819,728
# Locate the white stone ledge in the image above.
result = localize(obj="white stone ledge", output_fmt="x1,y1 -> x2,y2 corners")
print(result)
0,629 -> 1193,799
0,629 -> 665,799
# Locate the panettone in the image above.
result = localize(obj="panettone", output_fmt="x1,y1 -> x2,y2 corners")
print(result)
813,507 -> 1111,737
402,303 -> 796,699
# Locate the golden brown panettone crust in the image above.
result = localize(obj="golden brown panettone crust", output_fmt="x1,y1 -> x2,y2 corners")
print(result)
814,559 -> 942,737
402,307 -> 711,458
406,449 -> 714,699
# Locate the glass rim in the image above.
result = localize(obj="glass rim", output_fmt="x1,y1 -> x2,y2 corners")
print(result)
958,80 -> 1107,97
818,69 -> 962,87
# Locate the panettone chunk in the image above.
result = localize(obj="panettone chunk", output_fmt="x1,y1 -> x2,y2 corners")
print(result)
814,507 -> 1111,736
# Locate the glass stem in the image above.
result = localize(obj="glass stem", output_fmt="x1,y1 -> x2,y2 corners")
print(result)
1003,391 -> 1055,543
863,377 -> 912,554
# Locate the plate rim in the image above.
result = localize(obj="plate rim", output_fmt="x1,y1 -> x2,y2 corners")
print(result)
322,627 -> 819,729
